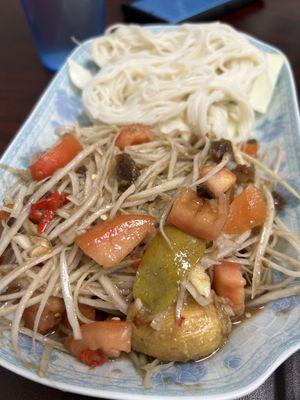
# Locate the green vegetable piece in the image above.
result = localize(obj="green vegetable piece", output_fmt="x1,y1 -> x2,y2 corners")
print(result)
133,225 -> 205,314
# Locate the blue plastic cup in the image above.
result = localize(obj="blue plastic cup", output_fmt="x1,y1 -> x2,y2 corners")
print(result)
20,0 -> 105,71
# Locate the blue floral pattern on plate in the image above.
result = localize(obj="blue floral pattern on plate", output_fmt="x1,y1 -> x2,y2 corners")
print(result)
224,356 -> 242,370
156,363 -> 207,386
0,26 -> 299,400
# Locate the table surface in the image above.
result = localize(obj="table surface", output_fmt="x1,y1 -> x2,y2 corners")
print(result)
0,0 -> 299,399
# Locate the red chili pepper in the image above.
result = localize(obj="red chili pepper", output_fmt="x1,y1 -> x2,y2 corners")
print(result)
176,316 -> 185,327
77,348 -> 108,368
0,256 -> 3,265
131,259 -> 141,269
29,192 -> 69,234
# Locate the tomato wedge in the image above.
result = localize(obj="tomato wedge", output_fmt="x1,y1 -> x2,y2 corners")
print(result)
115,124 -> 153,150
29,134 -> 83,181
223,184 -> 267,234
23,296 -> 65,334
65,320 -> 132,358
75,214 -> 156,268
213,261 -> 246,316
168,188 -> 228,241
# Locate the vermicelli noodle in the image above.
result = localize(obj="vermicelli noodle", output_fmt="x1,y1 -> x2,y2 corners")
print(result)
84,24 -> 265,141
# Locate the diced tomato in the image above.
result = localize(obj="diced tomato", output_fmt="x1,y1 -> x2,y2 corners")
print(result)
29,134 -> 83,181
242,140 -> 258,157
115,124 -> 153,150
65,320 -> 132,358
75,214 -> 156,268
223,184 -> 267,234
213,260 -> 246,316
62,304 -> 96,329
199,166 -> 236,197
29,192 -> 69,234
77,348 -> 108,368
168,188 -> 228,241
23,296 -> 65,334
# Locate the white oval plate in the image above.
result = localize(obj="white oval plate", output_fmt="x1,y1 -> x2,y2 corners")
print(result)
0,25 -> 299,400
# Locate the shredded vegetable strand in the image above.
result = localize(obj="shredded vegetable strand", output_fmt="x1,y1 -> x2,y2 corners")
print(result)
48,189 -> 99,239
59,249 -> 82,340
32,267 -> 60,352
99,275 -> 128,314
262,258 -> 300,277
240,151 -> 300,200
0,245 -> 63,294
0,294 -> 43,317
109,184 -> 136,219
266,247 -> 300,269
251,187 -> 275,298
192,136 -> 210,182
73,268 -> 96,324
11,260 -> 53,361
247,286 -> 300,308
38,345 -> 54,377
20,327 -> 68,353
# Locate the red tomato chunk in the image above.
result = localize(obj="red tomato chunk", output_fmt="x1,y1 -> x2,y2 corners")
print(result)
29,134 -> 83,180
65,320 -> 132,359
213,260 -> 246,316
116,124 -> 153,150
168,187 -> 228,241
23,296 -> 65,334
76,214 -> 156,268
223,184 -> 267,234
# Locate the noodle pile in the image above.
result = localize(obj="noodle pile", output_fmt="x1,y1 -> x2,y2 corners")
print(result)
83,23 -> 265,141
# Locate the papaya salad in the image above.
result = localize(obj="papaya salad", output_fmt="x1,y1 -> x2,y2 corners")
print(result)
0,23 -> 299,384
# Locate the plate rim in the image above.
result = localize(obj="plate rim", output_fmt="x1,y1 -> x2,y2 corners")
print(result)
0,24 -> 299,400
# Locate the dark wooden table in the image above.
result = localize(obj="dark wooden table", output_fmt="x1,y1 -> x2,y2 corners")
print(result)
0,0 -> 299,399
